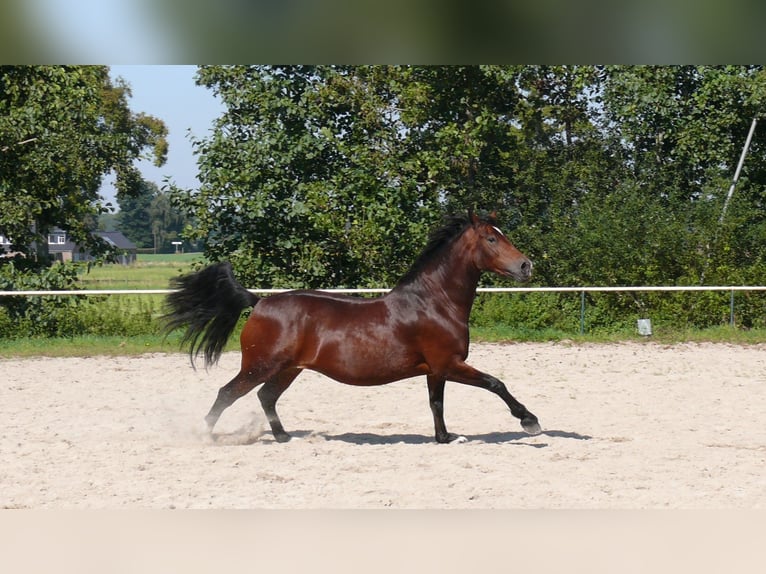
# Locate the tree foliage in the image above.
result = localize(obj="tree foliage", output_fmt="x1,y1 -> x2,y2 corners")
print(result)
0,65 -> 168,267
117,179 -> 156,248
1,66 -> 168,337
593,66 -> 766,284
176,66 -> 437,287
172,65 -> 617,288
167,65 -> 766,330
7,65 -> 766,336
117,180 -> 188,252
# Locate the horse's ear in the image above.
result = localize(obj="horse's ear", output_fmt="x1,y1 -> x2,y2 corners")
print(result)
469,211 -> 480,226
488,210 -> 497,221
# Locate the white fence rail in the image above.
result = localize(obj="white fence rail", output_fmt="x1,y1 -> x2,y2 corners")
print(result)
3,285 -> 766,334
3,285 -> 766,296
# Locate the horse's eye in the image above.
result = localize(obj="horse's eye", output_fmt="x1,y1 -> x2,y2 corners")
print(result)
487,235 -> 497,244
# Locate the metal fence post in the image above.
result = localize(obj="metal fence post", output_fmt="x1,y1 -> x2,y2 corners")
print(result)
580,290 -> 586,335
730,289 -> 735,327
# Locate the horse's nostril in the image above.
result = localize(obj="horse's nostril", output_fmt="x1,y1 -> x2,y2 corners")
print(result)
521,260 -> 532,273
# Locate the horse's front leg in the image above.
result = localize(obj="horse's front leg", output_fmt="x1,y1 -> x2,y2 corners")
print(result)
257,368 -> 302,443
444,361 -> 541,435
426,375 -> 466,444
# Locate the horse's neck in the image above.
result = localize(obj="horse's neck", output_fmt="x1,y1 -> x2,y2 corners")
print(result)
395,245 -> 481,317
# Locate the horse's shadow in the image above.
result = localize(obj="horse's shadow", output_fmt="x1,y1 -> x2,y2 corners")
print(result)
318,429 -> 592,446
211,428 -> 593,446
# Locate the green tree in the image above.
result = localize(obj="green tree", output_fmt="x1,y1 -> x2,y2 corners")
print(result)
118,180 -> 188,252
173,65 -> 607,288
490,65 -> 617,285
525,65 -> 766,329
0,65 -> 168,266
148,190 -> 186,253
596,65 -> 766,286
175,64 -> 766,316
174,65 -> 444,288
117,179 -> 157,248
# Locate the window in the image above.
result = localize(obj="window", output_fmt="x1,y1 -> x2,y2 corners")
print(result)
48,234 -> 65,245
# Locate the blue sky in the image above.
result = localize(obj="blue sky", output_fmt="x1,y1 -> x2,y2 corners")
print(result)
21,5 -> 225,207
102,65 -> 224,208
25,0 -> 176,62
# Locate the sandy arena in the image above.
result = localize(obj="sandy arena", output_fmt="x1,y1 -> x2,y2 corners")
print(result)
1,342 -> 764,509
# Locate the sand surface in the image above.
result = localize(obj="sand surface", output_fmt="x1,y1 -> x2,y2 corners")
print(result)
1,342 -> 765,508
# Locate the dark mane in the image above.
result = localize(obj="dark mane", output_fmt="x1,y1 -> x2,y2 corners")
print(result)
396,213 -> 474,286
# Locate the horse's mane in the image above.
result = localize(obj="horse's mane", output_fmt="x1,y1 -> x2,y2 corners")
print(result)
397,212 -> 492,286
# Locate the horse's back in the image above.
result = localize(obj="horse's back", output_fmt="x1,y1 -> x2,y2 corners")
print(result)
252,289 -> 390,323
240,289 -> 429,385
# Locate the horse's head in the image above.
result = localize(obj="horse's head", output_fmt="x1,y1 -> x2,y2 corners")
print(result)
468,212 -> 532,282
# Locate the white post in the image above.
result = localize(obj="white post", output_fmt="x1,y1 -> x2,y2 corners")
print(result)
720,116 -> 758,224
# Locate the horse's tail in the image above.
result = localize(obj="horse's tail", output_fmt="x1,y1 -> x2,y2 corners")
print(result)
162,261 -> 259,368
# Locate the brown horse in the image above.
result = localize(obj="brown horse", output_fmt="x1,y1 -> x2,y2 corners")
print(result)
164,212 -> 541,443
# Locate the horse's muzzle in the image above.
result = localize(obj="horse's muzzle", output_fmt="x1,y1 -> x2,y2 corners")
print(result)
517,259 -> 533,282
500,258 -> 533,282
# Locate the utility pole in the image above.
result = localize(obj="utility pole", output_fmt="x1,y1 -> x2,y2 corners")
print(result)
719,116 -> 758,225
700,116 -> 758,285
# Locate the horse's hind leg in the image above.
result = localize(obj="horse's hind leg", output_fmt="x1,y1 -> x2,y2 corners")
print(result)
257,368 -> 302,442
204,367 -> 278,433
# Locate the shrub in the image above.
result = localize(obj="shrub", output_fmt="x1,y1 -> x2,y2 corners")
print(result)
0,260 -> 84,338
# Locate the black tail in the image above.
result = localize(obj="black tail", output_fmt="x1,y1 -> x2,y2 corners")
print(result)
162,261 -> 259,367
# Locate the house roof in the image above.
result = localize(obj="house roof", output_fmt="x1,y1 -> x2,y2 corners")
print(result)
47,229 -> 137,253
96,231 -> 137,251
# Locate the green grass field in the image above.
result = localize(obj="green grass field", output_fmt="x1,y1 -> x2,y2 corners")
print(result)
78,252 -> 204,290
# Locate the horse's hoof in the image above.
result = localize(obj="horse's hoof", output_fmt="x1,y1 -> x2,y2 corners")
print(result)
274,433 -> 292,443
521,417 -> 542,435
196,420 -> 216,443
437,433 -> 467,444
